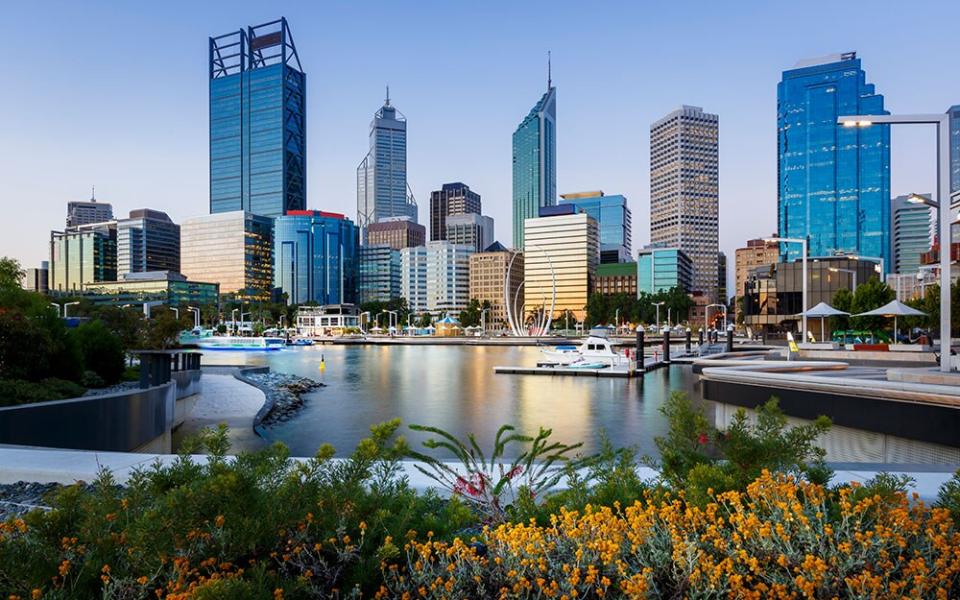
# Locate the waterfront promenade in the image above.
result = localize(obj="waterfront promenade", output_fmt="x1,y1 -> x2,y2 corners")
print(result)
171,370 -> 268,453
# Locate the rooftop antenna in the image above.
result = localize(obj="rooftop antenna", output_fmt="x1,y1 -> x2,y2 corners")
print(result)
547,51 -> 552,90
385,84 -> 390,107
91,185 -> 96,202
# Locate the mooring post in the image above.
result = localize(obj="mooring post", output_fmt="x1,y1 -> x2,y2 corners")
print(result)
662,329 -> 671,364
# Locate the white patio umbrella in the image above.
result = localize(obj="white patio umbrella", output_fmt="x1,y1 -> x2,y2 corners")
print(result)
796,302 -> 849,342
852,299 -> 927,341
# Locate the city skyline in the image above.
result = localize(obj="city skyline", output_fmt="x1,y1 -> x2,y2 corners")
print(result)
2,1 -> 958,295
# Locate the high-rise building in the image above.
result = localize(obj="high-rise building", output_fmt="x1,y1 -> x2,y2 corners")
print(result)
650,105 -> 719,297
524,211 -> 598,321
424,241 -> 473,316
891,194 -> 934,275
718,252 -> 728,302
400,246 -> 428,313
209,18 -> 306,217
357,90 -> 417,233
116,209 -> 180,276
429,182 -> 481,241
366,217 -> 426,250
23,262 -> 49,295
734,237 -> 780,318
778,52 -> 890,273
468,244 -> 523,329
66,191 -> 113,228
596,262 -> 637,297
949,105 -> 960,194
445,214 -> 495,253
512,73 -> 556,249
273,211 -> 358,305
558,191 -> 632,263
181,211 -> 273,301
49,223 -> 118,293
636,246 -> 693,296
358,245 -> 401,304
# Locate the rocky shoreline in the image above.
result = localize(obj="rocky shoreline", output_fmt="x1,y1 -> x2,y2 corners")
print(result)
243,372 -> 324,426
0,482 -> 58,520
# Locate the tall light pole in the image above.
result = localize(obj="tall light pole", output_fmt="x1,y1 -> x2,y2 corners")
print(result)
849,255 -> 884,281
481,307 -> 491,336
49,302 -> 62,317
187,306 -> 200,329
652,301 -> 664,333
766,236 -> 808,341
359,311 -> 371,334
614,308 -> 620,334
63,301 -> 80,318
231,308 -> 239,334
839,113 -> 953,372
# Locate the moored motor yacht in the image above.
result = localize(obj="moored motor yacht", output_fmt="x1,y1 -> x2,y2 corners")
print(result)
541,328 -> 630,366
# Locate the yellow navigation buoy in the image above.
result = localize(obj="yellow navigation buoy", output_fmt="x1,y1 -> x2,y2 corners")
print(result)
319,354 -> 326,372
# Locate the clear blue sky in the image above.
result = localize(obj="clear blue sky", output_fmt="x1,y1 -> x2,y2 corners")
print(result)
2,0 -> 958,292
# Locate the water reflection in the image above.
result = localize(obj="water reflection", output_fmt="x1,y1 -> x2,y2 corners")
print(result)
201,346 -> 957,463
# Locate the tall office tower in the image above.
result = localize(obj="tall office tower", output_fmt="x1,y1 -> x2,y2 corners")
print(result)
116,209 -> 180,275
400,246 -> 428,313
524,209 -> 598,321
445,214 -> 495,253
209,18 -> 306,217
778,52 -> 890,273
636,246 -> 693,296
949,105 -> 960,195
181,212 -> 273,301
429,182 -> 481,241
66,190 -> 113,228
891,194 -> 934,275
734,237 -> 780,316
357,89 -> 417,234
273,211 -> 359,305
425,241 -> 474,315
49,223 -> 118,293
650,105 -> 719,299
358,245 -> 401,304
366,217 -> 426,250
512,65 -> 557,249
468,244 -> 523,329
717,252 -> 728,302
558,191 -> 632,263
23,262 -> 49,295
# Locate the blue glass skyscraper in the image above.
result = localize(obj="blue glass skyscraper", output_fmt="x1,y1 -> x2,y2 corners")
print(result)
512,68 -> 556,249
558,191 -> 632,263
357,90 -> 418,234
273,211 -> 358,305
778,52 -> 890,273
209,18 -> 306,217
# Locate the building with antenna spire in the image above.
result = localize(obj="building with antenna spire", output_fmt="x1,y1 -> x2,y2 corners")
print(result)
511,54 -> 556,248
357,87 -> 418,239
66,187 -> 114,228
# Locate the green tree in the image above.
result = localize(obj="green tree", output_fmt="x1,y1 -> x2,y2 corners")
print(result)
0,257 -> 24,290
459,299 -> 482,328
143,309 -> 191,349
830,288 -> 853,332
71,320 -> 126,385
584,293 -> 610,328
850,277 -> 895,331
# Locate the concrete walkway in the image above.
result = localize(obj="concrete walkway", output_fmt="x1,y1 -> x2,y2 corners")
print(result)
171,373 -> 268,453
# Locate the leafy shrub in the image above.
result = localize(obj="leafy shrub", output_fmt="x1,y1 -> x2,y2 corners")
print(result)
937,470 -> 960,522
0,377 -> 86,406
80,370 -> 106,388
380,471 -> 960,598
71,320 -> 125,385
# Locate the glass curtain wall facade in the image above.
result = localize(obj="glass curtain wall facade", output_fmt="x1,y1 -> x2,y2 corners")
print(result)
778,52 -> 890,273
210,18 -> 306,217
85,273 -> 219,307
512,86 -> 556,248
358,245 -> 401,304
357,94 -> 417,233
49,224 -> 118,293
273,211 -> 359,306
400,246 -> 428,313
636,247 -> 693,296
558,191 -> 632,263
116,209 -> 180,275
523,212 -> 598,321
949,105 -> 960,195
891,194 -> 933,275
181,211 -> 273,301
429,182 -> 481,241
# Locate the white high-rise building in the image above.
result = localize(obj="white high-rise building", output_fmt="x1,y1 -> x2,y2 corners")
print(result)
650,105 -> 719,299
400,246 -> 428,314
401,242 -> 473,316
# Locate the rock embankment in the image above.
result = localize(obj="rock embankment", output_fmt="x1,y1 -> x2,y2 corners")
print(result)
244,373 -> 324,426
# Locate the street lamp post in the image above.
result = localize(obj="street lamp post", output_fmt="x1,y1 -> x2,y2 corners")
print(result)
187,306 -> 200,329
359,311 -> 371,334
49,302 -> 62,317
63,301 -> 80,318
170,307 -> 179,320
828,267 -> 857,291
653,301 -> 664,333
615,308 -> 620,334
481,308 -> 491,336
766,236 -> 808,341
706,303 -> 727,339
839,113 -> 953,372
231,308 -> 239,334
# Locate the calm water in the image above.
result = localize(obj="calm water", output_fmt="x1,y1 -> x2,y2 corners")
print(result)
202,345 -> 960,464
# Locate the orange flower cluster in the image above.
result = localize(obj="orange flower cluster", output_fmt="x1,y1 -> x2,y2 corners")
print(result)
379,471 -> 960,598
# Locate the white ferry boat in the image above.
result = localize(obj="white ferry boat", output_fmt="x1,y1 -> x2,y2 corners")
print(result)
541,328 -> 629,366
180,329 -> 285,351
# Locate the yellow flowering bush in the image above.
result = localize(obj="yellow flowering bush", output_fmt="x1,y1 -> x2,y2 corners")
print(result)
379,471 -> 960,598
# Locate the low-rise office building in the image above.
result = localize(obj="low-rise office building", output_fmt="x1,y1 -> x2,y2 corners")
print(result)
468,243 -> 523,329
23,262 -> 49,294
296,304 -> 360,336
83,271 -> 219,307
636,246 -> 692,296
596,262 -> 637,297
49,222 -> 117,294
